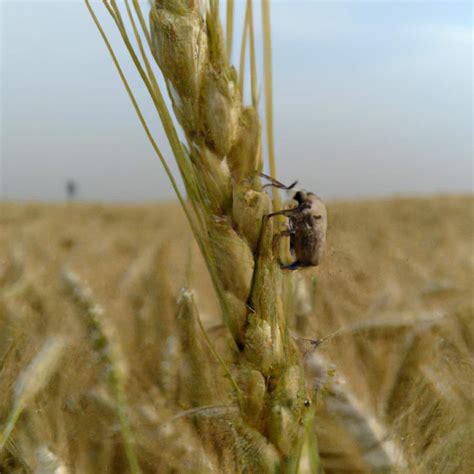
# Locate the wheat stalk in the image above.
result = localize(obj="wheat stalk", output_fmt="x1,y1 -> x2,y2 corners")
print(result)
83,1 -> 319,471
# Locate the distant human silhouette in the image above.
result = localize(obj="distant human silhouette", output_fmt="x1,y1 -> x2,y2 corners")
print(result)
66,180 -> 77,200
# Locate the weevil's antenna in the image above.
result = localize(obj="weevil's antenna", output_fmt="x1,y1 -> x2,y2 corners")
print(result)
260,172 -> 298,191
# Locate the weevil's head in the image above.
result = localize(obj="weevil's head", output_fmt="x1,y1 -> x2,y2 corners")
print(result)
293,190 -> 321,205
293,190 -> 327,219
293,190 -> 307,204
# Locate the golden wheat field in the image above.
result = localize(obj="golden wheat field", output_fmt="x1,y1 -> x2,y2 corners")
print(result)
0,195 -> 473,473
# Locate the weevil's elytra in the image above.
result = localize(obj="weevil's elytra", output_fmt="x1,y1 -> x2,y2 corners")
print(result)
260,174 -> 327,271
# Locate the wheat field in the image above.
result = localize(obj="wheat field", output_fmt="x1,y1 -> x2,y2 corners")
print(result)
0,195 -> 472,473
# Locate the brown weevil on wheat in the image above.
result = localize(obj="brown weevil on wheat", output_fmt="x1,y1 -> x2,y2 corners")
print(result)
261,173 -> 327,270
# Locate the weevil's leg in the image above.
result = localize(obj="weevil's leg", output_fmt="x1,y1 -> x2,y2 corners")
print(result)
260,173 -> 298,191
272,230 -> 292,259
280,260 -> 302,271
266,200 -> 311,219
266,207 -> 299,219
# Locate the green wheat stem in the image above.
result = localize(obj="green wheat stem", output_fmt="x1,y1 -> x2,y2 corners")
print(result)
112,374 -> 142,474
131,0 -> 153,52
226,0 -> 234,59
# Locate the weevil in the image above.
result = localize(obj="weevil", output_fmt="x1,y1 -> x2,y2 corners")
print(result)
261,173 -> 327,271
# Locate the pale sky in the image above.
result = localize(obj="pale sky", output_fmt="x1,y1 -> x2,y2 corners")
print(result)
1,1 -> 472,202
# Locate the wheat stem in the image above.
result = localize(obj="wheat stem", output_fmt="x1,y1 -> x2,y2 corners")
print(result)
238,2 -> 249,98
226,0 -> 234,59
248,0 -> 257,107
131,0 -> 153,53
113,376 -> 142,474
261,0 -> 279,210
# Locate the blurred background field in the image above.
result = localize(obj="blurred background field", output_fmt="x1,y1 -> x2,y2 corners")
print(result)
1,195 -> 472,472
1,1 -> 472,471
